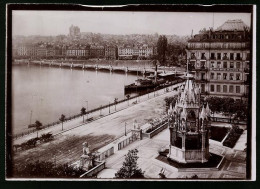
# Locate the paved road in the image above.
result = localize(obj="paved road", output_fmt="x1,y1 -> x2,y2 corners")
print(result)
13,83 -> 182,145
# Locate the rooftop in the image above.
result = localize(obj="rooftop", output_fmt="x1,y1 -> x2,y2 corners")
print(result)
216,19 -> 249,32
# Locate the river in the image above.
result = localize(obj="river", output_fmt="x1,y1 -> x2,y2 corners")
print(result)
12,65 -> 137,134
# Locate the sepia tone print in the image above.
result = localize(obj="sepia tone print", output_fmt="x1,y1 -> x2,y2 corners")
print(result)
6,5 -> 254,180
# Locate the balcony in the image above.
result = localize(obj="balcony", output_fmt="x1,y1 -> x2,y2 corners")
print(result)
190,55 -> 196,60
195,66 -> 208,71
210,57 -> 216,60
195,78 -> 208,83
200,56 -> 206,60
244,80 -> 250,85
222,56 -> 229,60
244,68 -> 250,73
236,57 -> 242,60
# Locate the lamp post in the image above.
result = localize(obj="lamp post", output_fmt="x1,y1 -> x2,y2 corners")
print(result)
125,122 -> 127,136
85,100 -> 88,120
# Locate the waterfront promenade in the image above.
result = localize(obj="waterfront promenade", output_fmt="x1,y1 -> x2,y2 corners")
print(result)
12,83 -> 183,168
13,82 -> 183,145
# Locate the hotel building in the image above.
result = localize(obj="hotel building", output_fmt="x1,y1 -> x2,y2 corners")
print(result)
186,19 -> 251,99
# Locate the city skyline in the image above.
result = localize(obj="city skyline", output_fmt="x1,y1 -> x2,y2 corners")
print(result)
12,11 -> 251,36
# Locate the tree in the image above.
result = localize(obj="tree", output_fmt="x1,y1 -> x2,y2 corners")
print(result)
59,114 -> 66,131
126,94 -> 130,106
35,120 -> 42,130
157,35 -> 168,65
164,95 -> 178,111
81,107 -> 87,122
114,98 -> 118,111
115,149 -> 144,179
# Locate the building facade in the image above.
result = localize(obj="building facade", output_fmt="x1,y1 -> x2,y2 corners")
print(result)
104,45 -> 118,60
186,19 -> 251,99
90,45 -> 105,58
118,45 -> 133,60
66,45 -> 90,58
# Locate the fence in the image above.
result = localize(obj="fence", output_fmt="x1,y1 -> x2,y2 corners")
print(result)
97,147 -> 114,161
79,161 -> 106,178
13,113 -> 82,139
211,117 -> 247,125
143,122 -> 169,139
118,135 -> 138,150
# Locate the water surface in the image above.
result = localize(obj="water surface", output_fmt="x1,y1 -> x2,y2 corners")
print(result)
12,65 -> 137,134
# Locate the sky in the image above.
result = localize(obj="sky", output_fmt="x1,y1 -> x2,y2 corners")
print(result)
12,11 -> 251,36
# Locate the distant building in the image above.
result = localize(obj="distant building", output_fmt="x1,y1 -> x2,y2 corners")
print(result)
118,45 -> 133,60
138,45 -> 154,58
17,45 -> 29,57
36,45 -> 47,58
186,19 -> 251,99
69,25 -> 81,37
66,45 -> 90,58
90,45 -> 105,58
54,46 -> 63,57
105,45 -> 118,60
46,45 -> 55,57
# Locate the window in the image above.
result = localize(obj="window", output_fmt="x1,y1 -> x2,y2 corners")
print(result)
236,73 -> 240,80
210,85 -> 215,92
246,53 -> 250,60
217,53 -> 221,59
223,62 -> 227,68
229,86 -> 234,93
223,53 -> 228,60
201,73 -> 205,80
217,73 -> 221,80
230,62 -> 234,68
217,62 -> 221,68
211,61 -> 215,68
201,53 -> 206,59
236,86 -> 240,93
201,84 -> 205,93
230,73 -> 234,80
236,62 -> 241,69
223,73 -> 227,80
230,53 -> 234,60
210,73 -> 215,79
217,85 -> 221,92
223,85 -> 227,92
210,53 -> 215,59
236,53 -> 241,60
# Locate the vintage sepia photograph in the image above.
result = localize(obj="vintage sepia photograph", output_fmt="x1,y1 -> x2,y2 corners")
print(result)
6,4 -> 255,180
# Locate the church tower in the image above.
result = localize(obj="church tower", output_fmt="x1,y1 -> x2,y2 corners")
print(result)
167,73 -> 211,163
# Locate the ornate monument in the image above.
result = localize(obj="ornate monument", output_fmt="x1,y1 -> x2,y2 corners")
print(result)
167,73 -> 211,163
79,142 -> 93,170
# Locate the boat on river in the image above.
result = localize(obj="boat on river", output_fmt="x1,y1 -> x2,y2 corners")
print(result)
124,70 -> 184,94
